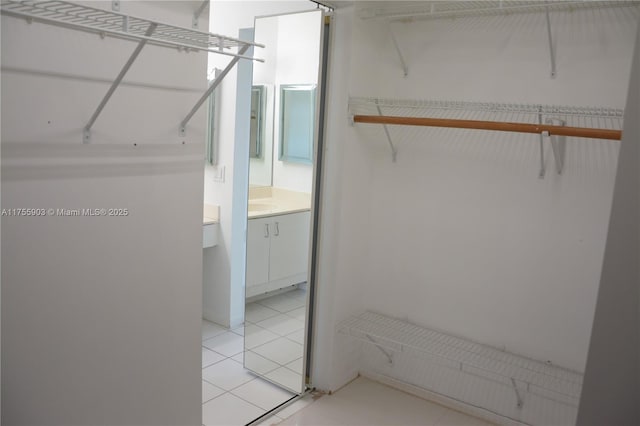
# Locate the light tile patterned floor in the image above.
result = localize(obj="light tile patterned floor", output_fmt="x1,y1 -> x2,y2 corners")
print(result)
202,288 -> 307,426
244,288 -> 306,393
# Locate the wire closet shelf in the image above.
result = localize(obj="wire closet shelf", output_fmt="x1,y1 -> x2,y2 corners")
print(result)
349,97 -> 624,140
358,0 -> 640,21
0,0 -> 264,60
338,311 -> 584,404
1,0 -> 265,143
349,97 -> 624,168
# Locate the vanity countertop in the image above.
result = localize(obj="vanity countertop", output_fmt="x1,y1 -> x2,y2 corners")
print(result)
248,187 -> 311,219
203,204 -> 220,225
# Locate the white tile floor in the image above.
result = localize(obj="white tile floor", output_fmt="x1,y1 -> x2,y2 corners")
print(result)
276,377 -> 496,426
202,288 -> 307,426
244,289 -> 306,393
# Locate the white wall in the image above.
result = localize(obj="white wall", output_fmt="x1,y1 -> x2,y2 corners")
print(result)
577,23 -> 640,426
311,5 -> 372,391
203,0 -> 318,327
311,3 -> 639,393
228,27 -> 254,328
1,1 -> 206,423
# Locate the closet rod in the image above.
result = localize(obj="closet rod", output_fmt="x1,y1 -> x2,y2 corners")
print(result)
353,115 -> 622,141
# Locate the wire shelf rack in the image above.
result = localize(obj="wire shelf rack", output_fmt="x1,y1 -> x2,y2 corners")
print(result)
358,0 -> 640,21
349,97 -> 625,126
338,311 -> 584,403
0,0 -> 264,61
349,97 -> 624,169
1,0 -> 265,143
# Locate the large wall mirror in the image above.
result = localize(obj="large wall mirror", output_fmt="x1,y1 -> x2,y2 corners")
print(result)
279,84 -> 316,164
244,9 -> 323,395
250,85 -> 266,160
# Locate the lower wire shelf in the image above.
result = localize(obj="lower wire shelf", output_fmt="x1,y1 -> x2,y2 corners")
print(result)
337,311 -> 583,425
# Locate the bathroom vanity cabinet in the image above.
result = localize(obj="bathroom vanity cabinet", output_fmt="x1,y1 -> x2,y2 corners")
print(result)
246,210 -> 310,298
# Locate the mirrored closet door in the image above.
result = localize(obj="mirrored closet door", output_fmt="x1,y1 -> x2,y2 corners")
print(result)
243,9 -> 324,394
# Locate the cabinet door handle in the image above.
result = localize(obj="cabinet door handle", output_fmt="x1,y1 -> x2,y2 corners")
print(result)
274,222 -> 279,236
264,223 -> 269,238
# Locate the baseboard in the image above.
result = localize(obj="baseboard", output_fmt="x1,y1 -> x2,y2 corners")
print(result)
203,308 -> 228,328
246,283 -> 300,303
360,371 -> 528,426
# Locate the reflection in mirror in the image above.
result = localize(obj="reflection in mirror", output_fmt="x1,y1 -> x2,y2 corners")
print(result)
205,69 -> 220,166
250,85 -> 266,159
279,85 -> 316,164
248,84 -> 274,188
244,9 -> 323,395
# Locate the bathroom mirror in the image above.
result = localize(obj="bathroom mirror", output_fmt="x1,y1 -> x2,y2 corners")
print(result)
250,85 -> 266,159
249,85 -> 274,188
244,9 -> 323,395
279,85 -> 316,164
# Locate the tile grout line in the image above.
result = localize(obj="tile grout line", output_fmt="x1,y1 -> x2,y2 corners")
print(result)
246,301 -> 306,323
206,346 -> 302,392
252,318 -> 305,337
203,371 -> 294,415
229,382 -> 296,412
247,344 -> 302,367
244,348 -> 296,374
254,298 -> 306,314
246,319 -> 306,347
202,353 -> 245,373
202,346 -> 229,359
203,335 -> 302,374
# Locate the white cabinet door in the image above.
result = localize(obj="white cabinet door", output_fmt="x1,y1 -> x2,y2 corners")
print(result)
269,211 -> 311,282
246,217 -> 270,289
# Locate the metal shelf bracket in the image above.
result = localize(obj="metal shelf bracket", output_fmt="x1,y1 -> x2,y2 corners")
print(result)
538,108 -> 546,178
388,23 -> 408,77
545,5 -> 557,78
539,131 -> 547,179
510,378 -> 525,409
84,22 -> 157,143
376,103 -> 398,162
366,334 -> 393,364
1,0 -> 265,145
546,118 -> 566,174
180,44 -> 250,136
192,0 -> 209,29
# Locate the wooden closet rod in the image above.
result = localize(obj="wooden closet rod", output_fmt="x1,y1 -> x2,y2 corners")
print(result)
353,115 -> 622,140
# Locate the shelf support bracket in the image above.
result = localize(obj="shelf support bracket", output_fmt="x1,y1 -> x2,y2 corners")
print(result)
83,22 -> 157,143
180,44 -> 250,137
388,23 -> 408,77
376,103 -> 398,162
545,5 -> 556,78
192,0 -> 209,29
366,334 -> 393,364
538,108 -> 546,179
510,378 -> 524,409
539,132 -> 547,179
546,118 -> 566,174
